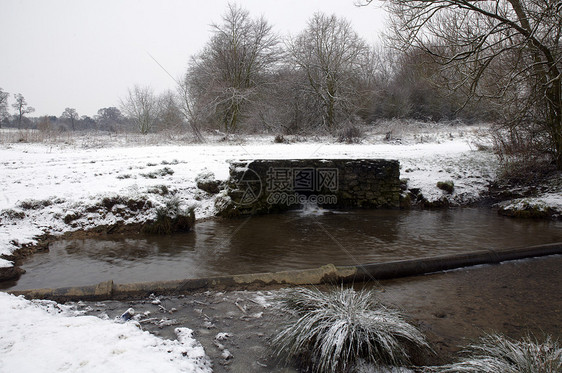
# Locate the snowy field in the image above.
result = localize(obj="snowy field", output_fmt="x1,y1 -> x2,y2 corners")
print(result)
0,125 -> 499,269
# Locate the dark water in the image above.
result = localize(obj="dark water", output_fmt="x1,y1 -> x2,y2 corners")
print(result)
5,208 -> 562,290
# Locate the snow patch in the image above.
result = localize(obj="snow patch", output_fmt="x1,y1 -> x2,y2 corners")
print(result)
0,292 -> 212,373
498,193 -> 562,218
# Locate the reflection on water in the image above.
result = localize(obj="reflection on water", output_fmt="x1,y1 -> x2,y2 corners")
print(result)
6,208 -> 562,290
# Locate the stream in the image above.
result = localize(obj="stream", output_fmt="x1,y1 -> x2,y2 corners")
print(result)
5,208 -> 562,290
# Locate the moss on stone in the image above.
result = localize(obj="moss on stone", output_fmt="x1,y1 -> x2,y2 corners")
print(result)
437,180 -> 455,193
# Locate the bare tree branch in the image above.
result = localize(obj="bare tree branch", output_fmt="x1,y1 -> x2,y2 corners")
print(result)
366,0 -> 562,168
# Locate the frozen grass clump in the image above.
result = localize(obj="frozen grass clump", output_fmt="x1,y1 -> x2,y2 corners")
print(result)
272,287 -> 429,373
142,197 -> 195,234
435,333 -> 561,373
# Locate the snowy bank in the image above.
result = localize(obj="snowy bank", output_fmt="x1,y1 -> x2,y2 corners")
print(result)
0,126 -> 498,270
497,193 -> 562,219
0,292 -> 211,372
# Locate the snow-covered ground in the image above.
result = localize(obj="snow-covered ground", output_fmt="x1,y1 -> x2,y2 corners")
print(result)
497,193 -> 562,218
0,292 -> 212,372
1,125 -> 561,372
0,125 -> 498,268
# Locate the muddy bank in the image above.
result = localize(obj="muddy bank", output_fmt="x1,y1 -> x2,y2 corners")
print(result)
66,255 -> 561,372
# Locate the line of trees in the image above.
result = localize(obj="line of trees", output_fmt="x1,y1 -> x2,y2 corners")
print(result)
180,4 -> 493,136
0,90 -> 36,129
2,2 -> 560,170
373,0 -> 562,169
0,88 -> 179,134
0,5 -> 503,136
0,89 -> 126,133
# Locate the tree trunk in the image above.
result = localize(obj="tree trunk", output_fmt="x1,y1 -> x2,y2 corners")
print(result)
548,85 -> 562,170
509,0 -> 561,169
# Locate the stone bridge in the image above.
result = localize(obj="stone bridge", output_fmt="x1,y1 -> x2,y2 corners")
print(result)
217,159 -> 400,216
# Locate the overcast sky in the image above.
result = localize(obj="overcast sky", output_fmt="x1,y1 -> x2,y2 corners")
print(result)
1,0 -> 388,117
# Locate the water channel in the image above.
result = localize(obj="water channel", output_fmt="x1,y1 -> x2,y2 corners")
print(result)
5,208 -> 562,290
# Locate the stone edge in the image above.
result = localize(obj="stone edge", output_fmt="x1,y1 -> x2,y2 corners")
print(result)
6,242 -> 562,302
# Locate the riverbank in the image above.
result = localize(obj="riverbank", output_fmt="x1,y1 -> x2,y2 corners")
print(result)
1,124 -> 499,274
1,124 -> 561,372
2,124 -> 562,280
5,254 -> 556,372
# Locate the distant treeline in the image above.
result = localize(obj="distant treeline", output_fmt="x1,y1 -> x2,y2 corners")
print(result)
2,1 -> 559,172
0,6 -> 499,137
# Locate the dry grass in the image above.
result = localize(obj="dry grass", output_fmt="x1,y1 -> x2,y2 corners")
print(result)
0,128 -> 201,148
272,286 -> 429,373
432,333 -> 561,373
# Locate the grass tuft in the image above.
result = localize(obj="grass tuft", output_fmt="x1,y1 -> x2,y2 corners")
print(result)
140,167 -> 175,179
434,333 -> 561,373
272,287 -> 429,372
18,199 -> 53,210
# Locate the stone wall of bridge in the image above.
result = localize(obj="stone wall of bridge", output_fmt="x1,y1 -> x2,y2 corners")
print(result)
216,159 -> 400,216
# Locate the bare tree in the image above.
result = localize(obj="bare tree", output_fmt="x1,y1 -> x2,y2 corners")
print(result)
186,3 -> 282,133
0,88 -> 9,127
120,85 -> 159,134
37,116 -> 53,132
157,90 -> 184,132
61,107 -> 79,131
366,47 -> 484,121
178,77 -> 205,141
368,0 -> 562,169
12,93 -> 35,129
287,13 -> 371,131
79,115 -> 97,131
96,107 -> 125,132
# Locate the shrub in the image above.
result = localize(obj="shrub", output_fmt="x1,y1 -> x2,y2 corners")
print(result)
492,126 -> 557,184
161,159 -> 179,165
336,123 -> 365,144
147,185 -> 170,196
99,196 -> 151,212
274,134 -> 288,143
140,167 -> 175,179
1,209 -> 26,220
434,333 -> 561,373
18,199 -> 53,210
101,196 -> 123,210
272,287 -> 429,372
142,197 -> 195,234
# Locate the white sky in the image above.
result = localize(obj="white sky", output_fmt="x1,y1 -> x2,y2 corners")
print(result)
0,0 -> 388,117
